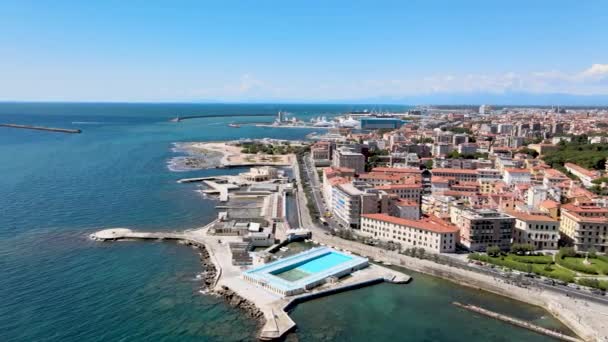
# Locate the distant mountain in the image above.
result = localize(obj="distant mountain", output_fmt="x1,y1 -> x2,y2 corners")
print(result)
342,92 -> 608,106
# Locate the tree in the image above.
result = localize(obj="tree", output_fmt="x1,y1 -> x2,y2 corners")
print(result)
517,147 -> 539,158
417,248 -> 426,259
511,243 -> 535,255
559,247 -> 577,258
588,247 -> 598,259
424,160 -> 433,170
487,246 -> 501,257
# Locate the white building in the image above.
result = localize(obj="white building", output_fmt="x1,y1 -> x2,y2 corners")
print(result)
564,163 -> 600,188
361,214 -> 459,253
503,168 -> 531,186
508,211 -> 559,250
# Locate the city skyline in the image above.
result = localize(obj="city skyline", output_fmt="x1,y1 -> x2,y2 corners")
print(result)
1,0 -> 607,104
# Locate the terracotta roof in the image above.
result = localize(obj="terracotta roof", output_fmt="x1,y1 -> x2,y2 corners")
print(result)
505,168 -> 530,174
362,213 -> 459,233
432,168 -> 478,175
371,167 -> 421,174
564,163 -> 600,178
375,184 -> 422,190
395,199 -> 419,206
505,210 -> 558,222
540,200 -> 559,209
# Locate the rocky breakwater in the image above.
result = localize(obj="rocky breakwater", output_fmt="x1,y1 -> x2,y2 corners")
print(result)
215,286 -> 266,325
180,241 -> 218,290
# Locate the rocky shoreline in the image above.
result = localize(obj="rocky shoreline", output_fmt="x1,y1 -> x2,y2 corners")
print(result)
189,241 -> 266,328
197,244 -> 218,290
215,286 -> 266,326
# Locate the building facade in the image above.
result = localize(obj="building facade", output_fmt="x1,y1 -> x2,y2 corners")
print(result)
361,214 -> 458,253
508,211 -> 559,250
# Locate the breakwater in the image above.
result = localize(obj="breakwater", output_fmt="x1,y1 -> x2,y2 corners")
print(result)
453,302 -> 582,342
171,113 -> 275,122
0,123 -> 81,133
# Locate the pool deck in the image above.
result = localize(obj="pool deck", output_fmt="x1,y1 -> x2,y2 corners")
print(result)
90,226 -> 410,340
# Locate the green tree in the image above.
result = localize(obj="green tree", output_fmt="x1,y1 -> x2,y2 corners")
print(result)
487,246 -> 501,257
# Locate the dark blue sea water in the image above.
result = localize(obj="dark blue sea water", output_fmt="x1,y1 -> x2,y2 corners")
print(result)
0,103 -> 568,341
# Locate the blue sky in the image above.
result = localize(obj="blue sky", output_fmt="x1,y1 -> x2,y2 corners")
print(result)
1,0 -> 607,104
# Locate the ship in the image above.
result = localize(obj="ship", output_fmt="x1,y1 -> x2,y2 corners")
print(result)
228,123 -> 241,128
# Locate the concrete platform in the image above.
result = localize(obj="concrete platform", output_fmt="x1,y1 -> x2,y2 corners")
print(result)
91,226 -> 411,340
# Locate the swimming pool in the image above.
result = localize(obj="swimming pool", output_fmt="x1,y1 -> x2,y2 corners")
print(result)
243,247 -> 369,296
272,252 -> 353,281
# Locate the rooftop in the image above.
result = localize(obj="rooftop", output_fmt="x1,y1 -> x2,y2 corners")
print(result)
362,213 -> 458,234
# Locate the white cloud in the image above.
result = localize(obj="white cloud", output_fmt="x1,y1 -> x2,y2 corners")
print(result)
184,64 -> 608,101
581,64 -> 608,78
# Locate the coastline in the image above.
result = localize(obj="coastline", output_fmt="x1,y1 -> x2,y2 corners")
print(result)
169,141 -> 294,171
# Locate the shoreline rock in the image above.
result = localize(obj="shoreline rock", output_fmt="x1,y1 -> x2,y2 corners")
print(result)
214,285 -> 266,326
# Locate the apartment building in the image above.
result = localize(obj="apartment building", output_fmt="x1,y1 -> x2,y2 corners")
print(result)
564,163 -> 600,188
333,146 -> 366,174
453,208 -> 515,251
432,168 -> 478,182
361,213 -> 458,253
503,168 -> 531,186
508,211 -> 559,250
332,182 -> 387,229
374,183 -> 422,203
560,202 -> 608,252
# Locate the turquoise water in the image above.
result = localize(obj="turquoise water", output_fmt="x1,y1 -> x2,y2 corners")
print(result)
0,103 -> 570,341
273,251 -> 353,281
298,252 -> 353,274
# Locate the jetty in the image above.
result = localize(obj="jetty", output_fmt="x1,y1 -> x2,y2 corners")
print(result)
0,123 -> 81,134
176,177 -> 216,184
452,302 -> 583,342
90,227 -> 410,340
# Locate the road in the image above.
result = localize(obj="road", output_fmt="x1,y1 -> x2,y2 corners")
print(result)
301,153 -> 341,231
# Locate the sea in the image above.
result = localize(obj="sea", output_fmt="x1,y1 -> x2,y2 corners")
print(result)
0,103 -> 570,341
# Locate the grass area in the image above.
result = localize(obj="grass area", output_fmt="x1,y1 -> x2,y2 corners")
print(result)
510,254 -> 553,264
469,253 -> 575,283
557,256 -> 608,275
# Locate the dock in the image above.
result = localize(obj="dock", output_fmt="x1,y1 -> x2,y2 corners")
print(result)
176,177 -> 216,184
0,123 -> 81,134
90,227 -> 410,341
452,302 -> 582,342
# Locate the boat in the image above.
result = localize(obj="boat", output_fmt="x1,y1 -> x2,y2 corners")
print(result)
228,123 -> 241,128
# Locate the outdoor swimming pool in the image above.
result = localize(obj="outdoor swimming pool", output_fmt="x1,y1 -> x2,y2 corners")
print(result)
272,252 -> 353,281
243,247 -> 369,296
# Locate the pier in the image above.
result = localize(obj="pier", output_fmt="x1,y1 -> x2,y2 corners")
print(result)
452,302 -> 583,342
0,123 -> 81,134
90,226 -> 410,340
